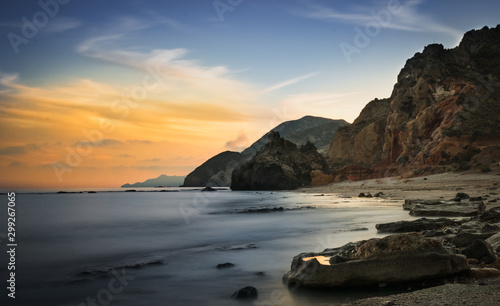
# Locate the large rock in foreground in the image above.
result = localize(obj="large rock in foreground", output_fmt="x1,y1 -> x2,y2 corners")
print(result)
283,233 -> 469,289
231,131 -> 330,190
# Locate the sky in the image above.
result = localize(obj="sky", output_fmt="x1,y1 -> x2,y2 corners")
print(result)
0,0 -> 499,189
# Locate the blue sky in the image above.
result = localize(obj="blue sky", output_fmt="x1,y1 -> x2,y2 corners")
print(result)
0,0 -> 499,187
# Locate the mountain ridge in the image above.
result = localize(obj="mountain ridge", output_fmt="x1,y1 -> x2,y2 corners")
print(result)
182,115 -> 349,187
242,115 -> 349,156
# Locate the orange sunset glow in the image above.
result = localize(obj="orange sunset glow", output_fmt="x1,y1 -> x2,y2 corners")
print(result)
2,1 -> 498,189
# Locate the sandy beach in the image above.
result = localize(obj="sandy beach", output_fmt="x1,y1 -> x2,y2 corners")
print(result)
304,169 -> 500,203
298,169 -> 500,305
344,277 -> 500,306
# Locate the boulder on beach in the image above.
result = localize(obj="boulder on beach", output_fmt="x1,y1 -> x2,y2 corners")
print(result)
403,199 -> 444,210
404,199 -> 485,217
469,267 -> 500,279
282,233 -> 470,289
461,239 -> 497,264
480,207 -> 500,223
486,233 -> 500,255
452,231 -> 497,247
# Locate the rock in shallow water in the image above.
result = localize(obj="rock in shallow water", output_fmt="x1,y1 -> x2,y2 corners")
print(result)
231,286 -> 258,300
216,263 -> 235,269
282,233 -> 470,289
230,131 -> 330,190
201,186 -> 217,192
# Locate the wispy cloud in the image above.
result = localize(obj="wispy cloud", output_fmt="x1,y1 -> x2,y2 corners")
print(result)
296,0 -> 463,39
76,139 -> 123,147
142,158 -> 162,162
225,131 -> 249,151
0,72 -> 19,87
0,17 -> 81,33
8,161 -> 27,167
44,17 -> 82,32
143,10 -> 194,32
264,72 -> 319,93
76,21 -> 258,105
0,143 -> 41,156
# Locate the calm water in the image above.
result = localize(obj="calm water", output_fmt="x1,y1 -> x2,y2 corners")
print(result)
0,190 -> 413,306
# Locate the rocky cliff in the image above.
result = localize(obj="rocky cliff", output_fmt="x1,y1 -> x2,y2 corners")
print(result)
329,25 -> 500,180
231,131 -> 330,190
182,151 -> 244,187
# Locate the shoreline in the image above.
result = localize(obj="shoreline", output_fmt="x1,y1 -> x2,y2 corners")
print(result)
297,170 -> 500,305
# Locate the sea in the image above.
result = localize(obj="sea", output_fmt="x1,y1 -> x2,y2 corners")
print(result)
0,188 -> 415,306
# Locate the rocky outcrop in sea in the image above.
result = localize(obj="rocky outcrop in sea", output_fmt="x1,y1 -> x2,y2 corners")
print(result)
231,131 -> 331,190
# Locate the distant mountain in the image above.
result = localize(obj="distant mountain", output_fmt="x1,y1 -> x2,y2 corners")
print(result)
121,174 -> 185,188
329,25 -> 500,181
182,151 -> 244,187
182,116 -> 350,187
242,116 -> 349,156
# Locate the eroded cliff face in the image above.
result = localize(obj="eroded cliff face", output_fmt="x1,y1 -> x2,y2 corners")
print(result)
328,98 -> 390,166
328,25 -> 500,179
